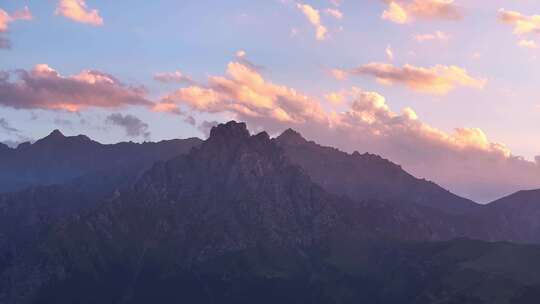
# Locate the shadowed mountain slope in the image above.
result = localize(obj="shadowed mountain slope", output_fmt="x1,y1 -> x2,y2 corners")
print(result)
275,128 -> 479,215
480,189 -> 540,243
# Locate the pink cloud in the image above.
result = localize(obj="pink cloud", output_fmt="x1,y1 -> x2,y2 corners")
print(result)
55,0 -> 103,26
0,6 -> 32,32
333,62 -> 486,95
0,64 -> 151,111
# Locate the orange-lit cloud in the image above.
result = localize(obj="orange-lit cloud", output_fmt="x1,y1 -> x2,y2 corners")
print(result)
333,63 -> 486,95
55,0 -> 103,26
297,3 -> 328,40
156,61 -> 327,124
498,9 -> 540,35
0,64 -> 150,111
382,0 -> 463,24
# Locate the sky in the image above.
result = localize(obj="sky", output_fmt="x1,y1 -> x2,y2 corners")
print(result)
1,0 -> 540,202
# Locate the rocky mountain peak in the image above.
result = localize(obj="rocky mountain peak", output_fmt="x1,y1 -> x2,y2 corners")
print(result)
276,128 -> 307,146
208,121 -> 250,143
197,121 -> 281,168
49,129 -> 65,138
33,129 -> 66,146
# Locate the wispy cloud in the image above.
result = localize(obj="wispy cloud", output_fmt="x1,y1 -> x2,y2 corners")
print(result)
297,3 -> 328,41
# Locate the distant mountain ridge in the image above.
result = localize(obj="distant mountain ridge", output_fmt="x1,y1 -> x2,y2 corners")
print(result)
0,129 -> 203,194
2,124 -> 539,244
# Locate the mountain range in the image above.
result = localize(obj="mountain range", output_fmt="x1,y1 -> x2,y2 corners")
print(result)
1,121 -> 539,303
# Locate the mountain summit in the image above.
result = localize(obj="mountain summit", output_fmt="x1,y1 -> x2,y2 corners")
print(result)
276,128 -> 307,146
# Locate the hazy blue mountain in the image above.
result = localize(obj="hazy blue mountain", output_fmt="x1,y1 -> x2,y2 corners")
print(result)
0,129 -> 202,194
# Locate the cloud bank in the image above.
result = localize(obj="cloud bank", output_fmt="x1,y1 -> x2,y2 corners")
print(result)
0,64 -> 151,111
